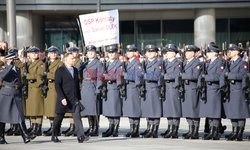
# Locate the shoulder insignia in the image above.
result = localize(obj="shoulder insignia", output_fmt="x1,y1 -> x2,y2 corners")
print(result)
196,65 -> 200,70
244,65 -> 248,69
220,66 -> 224,70
159,66 -> 162,70
138,66 -> 142,69
178,64 -> 180,68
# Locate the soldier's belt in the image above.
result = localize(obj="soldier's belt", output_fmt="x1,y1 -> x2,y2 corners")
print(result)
165,80 -> 175,83
146,80 -> 158,83
29,80 -> 37,83
2,85 -> 20,89
229,80 -> 242,84
207,81 -> 219,85
107,80 -> 116,84
184,80 -> 197,85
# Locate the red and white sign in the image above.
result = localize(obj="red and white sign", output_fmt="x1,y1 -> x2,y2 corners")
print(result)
79,9 -> 119,47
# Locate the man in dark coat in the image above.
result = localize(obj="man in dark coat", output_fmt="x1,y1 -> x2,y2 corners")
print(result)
123,45 -> 143,138
51,52 -> 89,143
0,53 -> 36,144
220,44 -> 250,141
181,45 -> 202,139
161,44 -> 182,139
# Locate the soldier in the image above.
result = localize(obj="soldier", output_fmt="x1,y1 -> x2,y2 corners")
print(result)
161,44 -> 182,139
221,44 -> 249,141
43,46 -> 64,136
198,44 -> 224,140
122,45 -> 143,138
0,53 -> 36,144
181,45 -> 202,139
77,45 -> 102,137
102,45 -> 122,137
25,46 -> 44,136
62,46 -> 81,136
140,44 -> 162,138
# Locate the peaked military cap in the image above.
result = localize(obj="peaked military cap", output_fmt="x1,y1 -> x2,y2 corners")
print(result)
85,45 -> 96,51
27,46 -> 40,53
145,44 -> 158,52
106,45 -> 118,53
5,52 -> 18,60
228,43 -> 241,51
126,45 -> 138,52
8,47 -> 18,54
47,46 -> 59,53
165,44 -> 178,53
68,46 -> 80,52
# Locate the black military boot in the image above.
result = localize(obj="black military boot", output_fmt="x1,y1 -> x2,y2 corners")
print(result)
13,124 -> 22,136
43,123 -> 53,136
77,135 -> 90,143
171,125 -> 179,139
19,122 -> 36,144
125,124 -> 134,137
0,123 -> 7,144
182,125 -> 193,139
227,126 -> 239,141
204,118 -> 210,133
90,116 -> 99,136
131,124 -> 139,138
143,124 -> 153,138
30,123 -> 38,135
5,124 -> 14,135
203,126 -> 214,140
6,124 -> 18,136
113,124 -> 119,137
35,124 -> 42,136
85,116 -> 94,136
102,124 -> 115,137
235,127 -> 244,141
161,125 -> 171,137
191,126 -> 199,139
152,125 -> 159,138
225,126 -> 237,140
51,132 -> 61,143
27,123 -> 35,133
212,126 -> 221,140
164,125 -> 173,138
65,123 -> 75,136
140,121 -> 150,136
247,135 -> 250,141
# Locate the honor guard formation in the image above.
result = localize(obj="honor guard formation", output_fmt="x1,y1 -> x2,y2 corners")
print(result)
0,41 -> 250,144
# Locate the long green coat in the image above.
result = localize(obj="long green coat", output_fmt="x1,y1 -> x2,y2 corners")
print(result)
25,59 -> 44,116
43,59 -> 63,117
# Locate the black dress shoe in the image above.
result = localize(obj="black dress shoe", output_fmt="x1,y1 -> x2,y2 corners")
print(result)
78,135 -> 90,143
51,136 -> 61,143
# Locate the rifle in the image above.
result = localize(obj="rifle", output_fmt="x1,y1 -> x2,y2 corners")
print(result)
22,47 -> 29,99
177,45 -> 185,101
40,45 -> 49,98
200,47 -> 207,103
138,42 -> 146,98
243,41 -> 250,101
99,46 -> 107,100
221,42 -> 230,102
4,42 -> 8,56
119,43 -> 127,99
159,40 -> 166,101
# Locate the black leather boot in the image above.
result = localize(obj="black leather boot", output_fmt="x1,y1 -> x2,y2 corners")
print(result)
140,121 -> 150,136
13,124 -> 22,136
131,124 -> 139,138
204,118 -> 210,133
226,126 -> 238,141
212,126 -> 221,140
35,124 -> 42,136
65,123 -> 75,137
171,125 -> 179,139
164,125 -> 173,138
125,124 -> 134,137
85,116 -> 94,136
182,125 -> 193,139
152,125 -> 159,138
5,124 -> 13,135
236,127 -> 244,141
0,123 -> 7,144
90,116 -> 99,136
30,123 -> 38,135
113,124 -> 119,137
191,126 -> 199,139
247,135 -> 250,141
51,132 -> 61,143
7,124 -> 18,136
161,125 -> 171,137
203,126 -> 214,140
19,122 -> 36,144
78,135 -> 90,143
143,124 -> 153,138
102,124 -> 114,137
43,123 -> 53,136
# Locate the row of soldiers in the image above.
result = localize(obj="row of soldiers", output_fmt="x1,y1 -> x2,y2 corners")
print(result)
0,42 -> 250,142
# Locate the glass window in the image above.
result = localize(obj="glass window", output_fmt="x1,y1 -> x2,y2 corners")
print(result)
163,20 -> 194,47
216,19 -> 228,49
120,21 -> 134,50
230,18 -> 250,45
136,20 -> 161,52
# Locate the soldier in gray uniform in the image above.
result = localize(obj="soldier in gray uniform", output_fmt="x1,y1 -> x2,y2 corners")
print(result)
199,44 -> 224,140
181,45 -> 202,139
0,53 -> 36,144
77,45 -> 102,137
102,45 -> 122,137
140,44 -> 162,138
161,44 -> 182,139
122,45 -> 143,138
220,44 -> 249,141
